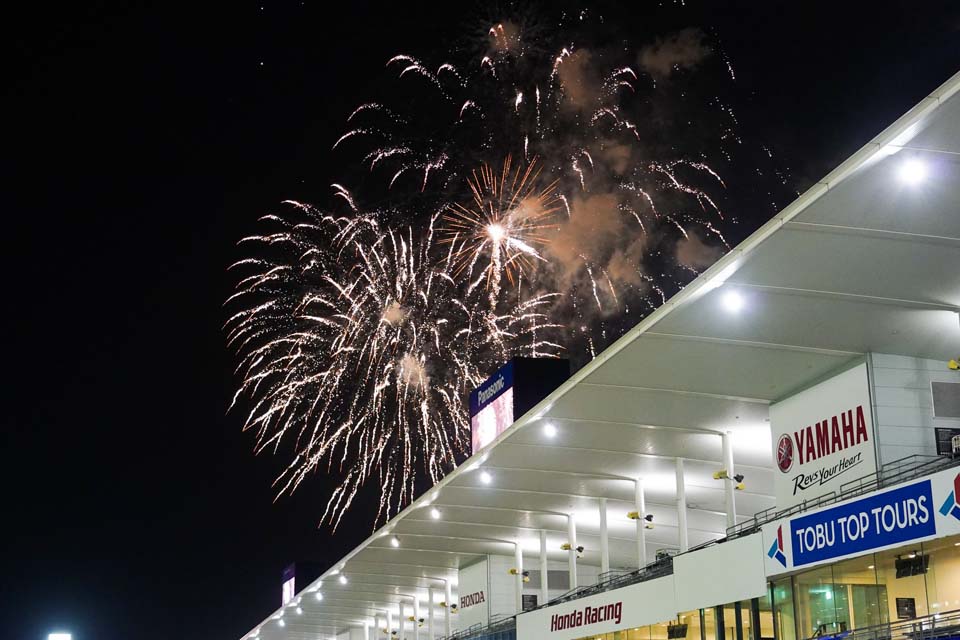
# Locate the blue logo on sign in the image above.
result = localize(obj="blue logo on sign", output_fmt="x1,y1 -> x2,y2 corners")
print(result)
938,474 -> 960,521
767,525 -> 787,567
789,479 -> 936,567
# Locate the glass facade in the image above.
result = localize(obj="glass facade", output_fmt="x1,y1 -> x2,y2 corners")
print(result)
561,535 -> 960,640
769,534 -> 960,639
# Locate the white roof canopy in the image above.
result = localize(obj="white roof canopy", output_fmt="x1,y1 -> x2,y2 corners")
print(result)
246,69 -> 960,640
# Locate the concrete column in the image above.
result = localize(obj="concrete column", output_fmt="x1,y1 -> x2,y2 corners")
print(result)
567,513 -> 578,589
599,497 -> 610,575
444,580 -> 452,638
413,596 -> 420,640
676,457 -> 689,552
723,431 -> 737,530
365,621 -> 371,640
376,615 -> 383,640
428,587 -> 435,640
514,541 -> 523,613
635,478 -> 647,568
539,529 -> 549,605
399,602 -> 406,640
387,610 -> 394,639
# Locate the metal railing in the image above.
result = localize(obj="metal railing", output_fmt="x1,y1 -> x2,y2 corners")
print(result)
439,615 -> 515,640
807,608 -> 960,640
728,455 -> 960,539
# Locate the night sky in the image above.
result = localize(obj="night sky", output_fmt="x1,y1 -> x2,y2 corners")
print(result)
4,2 -> 959,639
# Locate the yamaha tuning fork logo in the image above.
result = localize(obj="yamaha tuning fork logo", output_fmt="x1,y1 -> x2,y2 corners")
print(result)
776,435 -> 794,473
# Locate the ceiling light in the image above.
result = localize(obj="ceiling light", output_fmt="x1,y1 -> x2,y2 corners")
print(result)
316,591 -> 324,601
722,289 -> 744,313
543,422 -> 557,438
479,470 -> 492,484
278,619 -> 286,627
430,507 -> 441,520
390,535 -> 401,548
296,607 -> 303,615
899,158 -> 927,184
868,565 -> 875,570
339,574 -> 348,584
48,635 -> 72,640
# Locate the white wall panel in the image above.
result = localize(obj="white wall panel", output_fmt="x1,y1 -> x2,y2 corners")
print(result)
870,353 -> 959,463
673,533 -> 767,612
455,558 -> 489,632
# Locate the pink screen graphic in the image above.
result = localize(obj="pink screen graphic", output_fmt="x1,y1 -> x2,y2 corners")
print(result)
471,387 -> 514,454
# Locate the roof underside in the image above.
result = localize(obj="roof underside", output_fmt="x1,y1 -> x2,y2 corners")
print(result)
248,70 -> 960,640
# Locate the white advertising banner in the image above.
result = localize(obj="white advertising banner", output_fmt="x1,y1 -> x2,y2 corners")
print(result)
770,363 -> 877,510
516,575 -> 677,640
455,558 -> 489,632
762,464 -> 960,577
673,533 -> 767,612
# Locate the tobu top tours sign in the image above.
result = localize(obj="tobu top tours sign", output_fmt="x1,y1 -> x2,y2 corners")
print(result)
770,363 -> 878,510
762,465 -> 960,576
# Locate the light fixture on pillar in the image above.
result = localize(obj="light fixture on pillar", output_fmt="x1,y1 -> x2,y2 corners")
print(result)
560,542 -> 584,557
508,568 -> 531,582
627,512 -> 654,529
713,469 -> 745,489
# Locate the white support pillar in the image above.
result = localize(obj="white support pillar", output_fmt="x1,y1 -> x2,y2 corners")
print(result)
539,529 -> 549,605
388,610 -> 394,639
676,457 -> 689,552
376,615 -> 383,640
567,513 -> 578,589
444,580 -> 452,638
428,587 -> 435,640
635,478 -> 647,568
365,621 -> 372,640
413,596 -> 420,640
514,541 -> 524,613
723,431 -> 737,530
599,497 -> 610,575
399,602 -> 406,640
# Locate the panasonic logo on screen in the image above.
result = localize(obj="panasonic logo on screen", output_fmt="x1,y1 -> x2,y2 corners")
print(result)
477,375 -> 506,405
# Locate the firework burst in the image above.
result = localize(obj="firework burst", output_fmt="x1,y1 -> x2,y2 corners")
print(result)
226,202 -> 560,528
441,155 -> 562,306
228,10 -> 794,528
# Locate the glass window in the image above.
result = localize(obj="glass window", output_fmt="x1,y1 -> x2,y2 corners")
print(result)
755,594 -> 776,640
921,537 -> 960,614
771,576 -> 797,640
875,546 -> 929,622
795,564 -> 845,638
832,555 -> 887,629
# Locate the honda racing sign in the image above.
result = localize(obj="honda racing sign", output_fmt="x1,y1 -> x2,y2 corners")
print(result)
770,363 -> 877,510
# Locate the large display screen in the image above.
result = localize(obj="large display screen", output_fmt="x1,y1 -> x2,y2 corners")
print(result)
470,361 -> 515,454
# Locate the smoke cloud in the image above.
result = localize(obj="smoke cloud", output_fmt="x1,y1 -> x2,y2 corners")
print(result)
639,28 -> 710,78
676,230 -> 723,270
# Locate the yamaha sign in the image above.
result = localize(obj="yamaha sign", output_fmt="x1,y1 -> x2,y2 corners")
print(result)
769,363 -> 877,510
